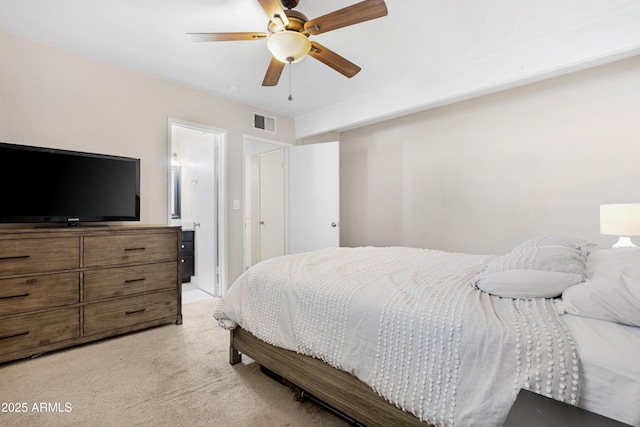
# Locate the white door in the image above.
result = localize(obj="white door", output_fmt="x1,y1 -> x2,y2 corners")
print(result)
190,138 -> 218,295
169,119 -> 228,297
259,149 -> 286,261
289,141 -> 340,254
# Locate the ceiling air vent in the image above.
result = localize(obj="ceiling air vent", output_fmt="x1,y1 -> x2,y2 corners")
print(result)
254,113 -> 276,133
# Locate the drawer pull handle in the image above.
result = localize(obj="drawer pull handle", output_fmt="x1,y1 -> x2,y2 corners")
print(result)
124,278 -> 146,284
125,308 -> 146,316
124,247 -> 146,252
0,255 -> 30,261
0,331 -> 29,340
0,293 -> 29,300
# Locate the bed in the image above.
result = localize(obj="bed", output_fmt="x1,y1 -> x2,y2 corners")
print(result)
214,236 -> 640,427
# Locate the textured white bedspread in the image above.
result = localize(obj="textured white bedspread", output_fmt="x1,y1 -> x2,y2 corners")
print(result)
562,314 -> 640,426
215,247 -> 581,427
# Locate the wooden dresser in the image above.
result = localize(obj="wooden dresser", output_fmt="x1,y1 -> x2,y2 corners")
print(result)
0,225 -> 182,364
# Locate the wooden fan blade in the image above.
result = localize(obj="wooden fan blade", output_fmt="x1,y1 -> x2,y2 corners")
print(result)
257,0 -> 289,28
187,32 -> 268,42
262,57 -> 285,86
305,0 -> 387,35
308,42 -> 361,78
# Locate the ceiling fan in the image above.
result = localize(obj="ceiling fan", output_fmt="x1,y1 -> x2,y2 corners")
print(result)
187,0 -> 388,87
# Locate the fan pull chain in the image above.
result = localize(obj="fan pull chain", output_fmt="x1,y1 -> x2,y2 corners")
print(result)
287,57 -> 293,101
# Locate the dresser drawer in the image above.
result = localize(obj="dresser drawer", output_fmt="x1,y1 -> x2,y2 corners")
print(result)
84,262 -> 178,301
84,291 -> 178,336
0,272 -> 79,316
0,237 -> 80,276
0,308 -> 80,356
84,233 -> 177,267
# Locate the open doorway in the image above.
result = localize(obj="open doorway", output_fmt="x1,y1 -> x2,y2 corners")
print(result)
169,119 -> 227,300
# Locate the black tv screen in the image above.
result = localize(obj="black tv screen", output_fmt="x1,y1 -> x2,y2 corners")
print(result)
0,142 -> 140,225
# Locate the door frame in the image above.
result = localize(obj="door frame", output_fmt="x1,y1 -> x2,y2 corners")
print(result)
168,118 -> 228,296
242,135 -> 292,270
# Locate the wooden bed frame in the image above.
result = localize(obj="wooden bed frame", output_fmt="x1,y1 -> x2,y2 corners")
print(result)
229,327 -> 429,427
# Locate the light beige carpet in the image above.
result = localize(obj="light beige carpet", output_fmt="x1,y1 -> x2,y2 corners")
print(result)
0,298 -> 346,426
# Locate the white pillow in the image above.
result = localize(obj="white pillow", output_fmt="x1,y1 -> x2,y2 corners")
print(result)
474,236 -> 595,299
559,247 -> 640,326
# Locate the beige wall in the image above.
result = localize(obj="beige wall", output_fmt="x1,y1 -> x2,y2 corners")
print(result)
339,55 -> 640,255
0,32 -> 296,285
3,29 -> 640,276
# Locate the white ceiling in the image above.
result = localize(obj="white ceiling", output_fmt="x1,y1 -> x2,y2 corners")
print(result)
1,0 -> 639,138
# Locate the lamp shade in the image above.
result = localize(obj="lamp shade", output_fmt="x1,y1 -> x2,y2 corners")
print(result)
600,203 -> 640,236
267,31 -> 311,63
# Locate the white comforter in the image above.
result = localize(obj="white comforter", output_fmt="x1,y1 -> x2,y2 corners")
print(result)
215,247 -> 581,427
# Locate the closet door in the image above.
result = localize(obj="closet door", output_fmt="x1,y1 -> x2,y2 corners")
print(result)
258,149 -> 286,262
289,141 -> 340,254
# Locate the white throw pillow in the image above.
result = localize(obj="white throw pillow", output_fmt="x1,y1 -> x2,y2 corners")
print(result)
475,236 -> 595,299
559,247 -> 640,326
475,270 -> 584,299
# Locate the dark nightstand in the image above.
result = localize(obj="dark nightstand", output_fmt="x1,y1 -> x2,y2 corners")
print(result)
503,389 -> 633,427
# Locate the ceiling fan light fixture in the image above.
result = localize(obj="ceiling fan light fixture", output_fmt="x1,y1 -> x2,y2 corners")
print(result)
267,30 -> 310,63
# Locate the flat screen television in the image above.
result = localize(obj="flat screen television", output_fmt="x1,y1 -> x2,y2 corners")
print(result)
0,142 -> 140,225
